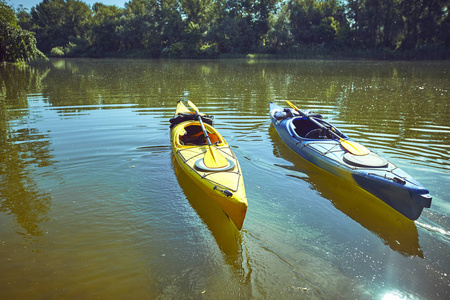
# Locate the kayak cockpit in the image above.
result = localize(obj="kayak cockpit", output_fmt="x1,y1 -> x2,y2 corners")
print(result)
180,123 -> 220,145
291,117 -> 347,140
174,122 -> 225,147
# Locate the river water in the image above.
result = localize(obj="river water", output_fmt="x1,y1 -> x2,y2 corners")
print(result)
0,59 -> 449,299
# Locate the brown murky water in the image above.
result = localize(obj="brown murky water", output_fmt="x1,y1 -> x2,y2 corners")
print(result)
1,59 -> 449,299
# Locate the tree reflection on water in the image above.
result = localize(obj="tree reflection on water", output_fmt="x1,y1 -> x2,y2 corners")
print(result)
0,64 -> 53,237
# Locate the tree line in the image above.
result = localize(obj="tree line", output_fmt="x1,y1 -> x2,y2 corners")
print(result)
2,0 -> 450,62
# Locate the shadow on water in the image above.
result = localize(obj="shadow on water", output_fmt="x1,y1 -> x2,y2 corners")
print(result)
171,156 -> 249,276
268,126 -> 424,258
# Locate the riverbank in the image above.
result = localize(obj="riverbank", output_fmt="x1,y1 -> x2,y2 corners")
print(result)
47,44 -> 449,61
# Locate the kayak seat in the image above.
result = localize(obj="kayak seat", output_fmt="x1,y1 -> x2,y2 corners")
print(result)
180,124 -> 220,145
305,129 -> 324,139
292,118 -> 320,137
292,118 -> 316,137
293,118 -> 335,139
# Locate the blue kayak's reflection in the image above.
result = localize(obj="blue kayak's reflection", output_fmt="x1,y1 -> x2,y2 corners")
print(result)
269,125 -> 423,258
171,156 -> 248,276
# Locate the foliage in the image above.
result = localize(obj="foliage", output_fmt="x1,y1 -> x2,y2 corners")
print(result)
0,0 -> 46,63
10,0 -> 450,59
50,46 -> 65,56
89,3 -> 123,55
30,0 -> 92,54
1,0 -> 16,25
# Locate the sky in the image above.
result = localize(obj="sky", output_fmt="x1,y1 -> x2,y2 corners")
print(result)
11,0 -> 127,10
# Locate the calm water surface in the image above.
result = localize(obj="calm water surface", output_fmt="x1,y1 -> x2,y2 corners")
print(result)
1,59 -> 449,299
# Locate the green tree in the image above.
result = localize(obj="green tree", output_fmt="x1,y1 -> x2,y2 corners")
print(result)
266,3 -> 293,52
0,0 -> 46,63
179,0 -> 213,24
89,3 -> 123,55
16,5 -> 32,31
159,0 -> 184,49
30,0 -> 92,54
118,0 -> 162,56
205,0 -> 238,53
399,0 -> 448,49
346,0 -> 448,51
176,0 -> 214,57
318,16 -> 339,44
347,0 -> 397,49
288,0 -> 322,45
206,0 -> 278,53
252,0 -> 279,49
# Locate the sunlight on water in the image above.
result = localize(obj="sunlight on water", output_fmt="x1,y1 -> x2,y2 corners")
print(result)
0,59 -> 449,299
381,290 -> 410,300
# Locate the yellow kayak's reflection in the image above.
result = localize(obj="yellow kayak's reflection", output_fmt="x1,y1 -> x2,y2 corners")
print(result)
269,126 -> 423,258
172,156 -> 246,271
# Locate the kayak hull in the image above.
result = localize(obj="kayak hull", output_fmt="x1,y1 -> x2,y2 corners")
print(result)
269,102 -> 431,220
170,102 -> 247,230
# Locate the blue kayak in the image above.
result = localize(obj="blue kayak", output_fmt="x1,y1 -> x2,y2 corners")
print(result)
269,101 -> 432,220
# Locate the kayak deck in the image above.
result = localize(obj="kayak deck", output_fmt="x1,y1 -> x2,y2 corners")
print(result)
175,141 -> 243,194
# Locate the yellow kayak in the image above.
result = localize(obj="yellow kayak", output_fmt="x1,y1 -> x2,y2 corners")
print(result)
170,101 -> 247,230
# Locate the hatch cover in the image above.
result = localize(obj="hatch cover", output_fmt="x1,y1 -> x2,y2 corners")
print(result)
195,158 -> 235,172
343,152 -> 388,168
